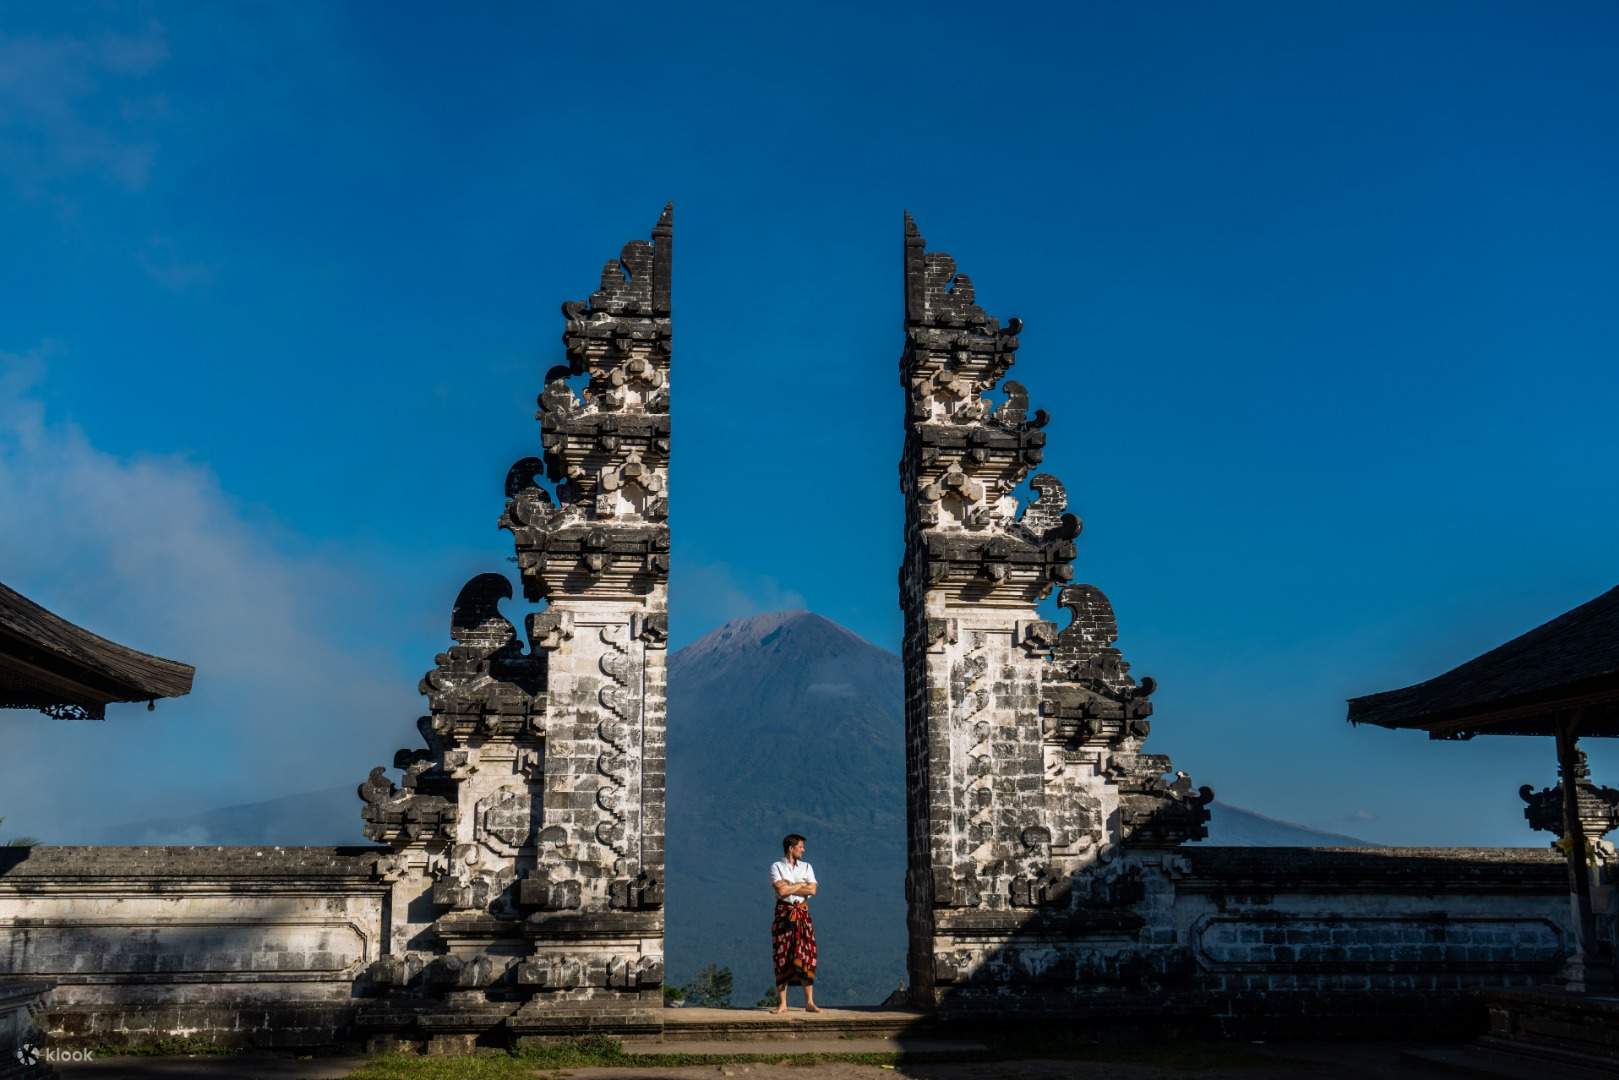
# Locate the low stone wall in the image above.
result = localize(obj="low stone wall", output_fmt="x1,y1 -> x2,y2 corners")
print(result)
0,846 -> 391,1050
1175,846 -> 1573,1035
0,843 -> 1582,1046
927,846 -> 1576,1037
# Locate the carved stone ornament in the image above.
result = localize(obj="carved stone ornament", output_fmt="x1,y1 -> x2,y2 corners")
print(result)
1521,749 -> 1619,848
477,786 -> 535,856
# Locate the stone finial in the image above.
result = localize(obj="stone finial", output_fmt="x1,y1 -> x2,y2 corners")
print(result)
1520,750 -> 1619,847
505,206 -> 674,602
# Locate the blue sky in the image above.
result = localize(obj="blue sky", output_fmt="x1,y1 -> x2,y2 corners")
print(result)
2,2 -> 1616,846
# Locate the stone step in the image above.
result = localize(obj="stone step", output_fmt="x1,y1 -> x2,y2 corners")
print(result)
622,1036 -> 988,1057
653,1006 -> 937,1042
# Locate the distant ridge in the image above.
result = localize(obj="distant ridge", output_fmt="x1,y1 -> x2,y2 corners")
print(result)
1207,802 -> 1372,847
96,610 -> 1371,1004
97,784 -> 1372,851
675,610 -> 877,664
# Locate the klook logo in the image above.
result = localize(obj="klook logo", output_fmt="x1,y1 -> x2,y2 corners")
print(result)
15,1043 -> 95,1065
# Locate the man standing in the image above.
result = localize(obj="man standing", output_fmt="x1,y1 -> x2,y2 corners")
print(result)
769,833 -> 818,1013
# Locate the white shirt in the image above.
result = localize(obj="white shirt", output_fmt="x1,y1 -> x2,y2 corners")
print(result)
770,858 -> 816,904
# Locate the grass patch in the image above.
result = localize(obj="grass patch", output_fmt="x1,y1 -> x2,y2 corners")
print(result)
83,1035 -> 241,1057
346,1037 -> 984,1078
346,1050 -> 542,1079
516,1035 -> 636,1068
514,1036 -> 1000,1070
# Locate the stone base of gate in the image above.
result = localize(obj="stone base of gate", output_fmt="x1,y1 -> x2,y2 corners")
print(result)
507,1004 -> 664,1044
358,1001 -> 513,1055
357,999 -> 665,1054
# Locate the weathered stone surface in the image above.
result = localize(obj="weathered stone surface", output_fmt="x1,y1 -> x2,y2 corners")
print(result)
0,978 -> 52,1076
1521,748 -> 1619,845
1175,848 -> 1581,1036
0,846 -> 389,1048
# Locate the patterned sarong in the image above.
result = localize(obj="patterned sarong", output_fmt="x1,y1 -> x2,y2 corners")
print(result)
772,899 -> 817,986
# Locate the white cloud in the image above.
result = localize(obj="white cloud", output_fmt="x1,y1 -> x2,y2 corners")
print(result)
0,348 -> 420,841
0,22 -> 168,198
127,825 -> 211,846
138,234 -> 216,291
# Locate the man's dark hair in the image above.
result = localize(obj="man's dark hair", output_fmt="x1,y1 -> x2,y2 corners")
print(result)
782,833 -> 806,855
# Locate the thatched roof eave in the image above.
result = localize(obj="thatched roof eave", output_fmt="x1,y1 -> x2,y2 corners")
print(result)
0,581 -> 194,719
1347,585 -> 1619,739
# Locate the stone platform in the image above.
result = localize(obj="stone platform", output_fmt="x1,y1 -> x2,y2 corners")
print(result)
54,1040 -> 1516,1079
650,1006 -> 936,1043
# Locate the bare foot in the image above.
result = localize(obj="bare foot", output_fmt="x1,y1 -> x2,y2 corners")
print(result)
805,1005 -> 821,1013
770,1005 -> 788,1014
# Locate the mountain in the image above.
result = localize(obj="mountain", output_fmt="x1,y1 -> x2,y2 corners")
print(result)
91,610 -> 1369,1004
1206,803 -> 1371,847
94,785 -> 1369,852
95,788 -> 363,846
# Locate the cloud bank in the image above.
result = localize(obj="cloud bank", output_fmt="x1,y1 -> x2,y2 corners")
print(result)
0,350 -> 419,842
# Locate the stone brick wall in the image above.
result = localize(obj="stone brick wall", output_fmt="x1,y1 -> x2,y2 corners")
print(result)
0,846 -> 389,1049
898,845 -> 1573,1033
1175,847 -> 1574,1034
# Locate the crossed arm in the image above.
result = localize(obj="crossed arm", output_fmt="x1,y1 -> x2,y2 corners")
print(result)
773,879 -> 818,898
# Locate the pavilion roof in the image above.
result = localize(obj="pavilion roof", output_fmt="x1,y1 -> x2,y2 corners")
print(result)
1347,584 -> 1619,739
0,581 -> 194,720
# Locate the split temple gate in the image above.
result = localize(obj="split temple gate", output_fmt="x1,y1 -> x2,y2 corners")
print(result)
356,205 -> 673,1046
0,208 -> 1603,1051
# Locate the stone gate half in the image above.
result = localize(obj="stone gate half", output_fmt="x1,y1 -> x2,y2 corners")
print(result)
896,216 -> 1575,1030
355,205 -> 672,1046
901,212 -> 1222,1008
